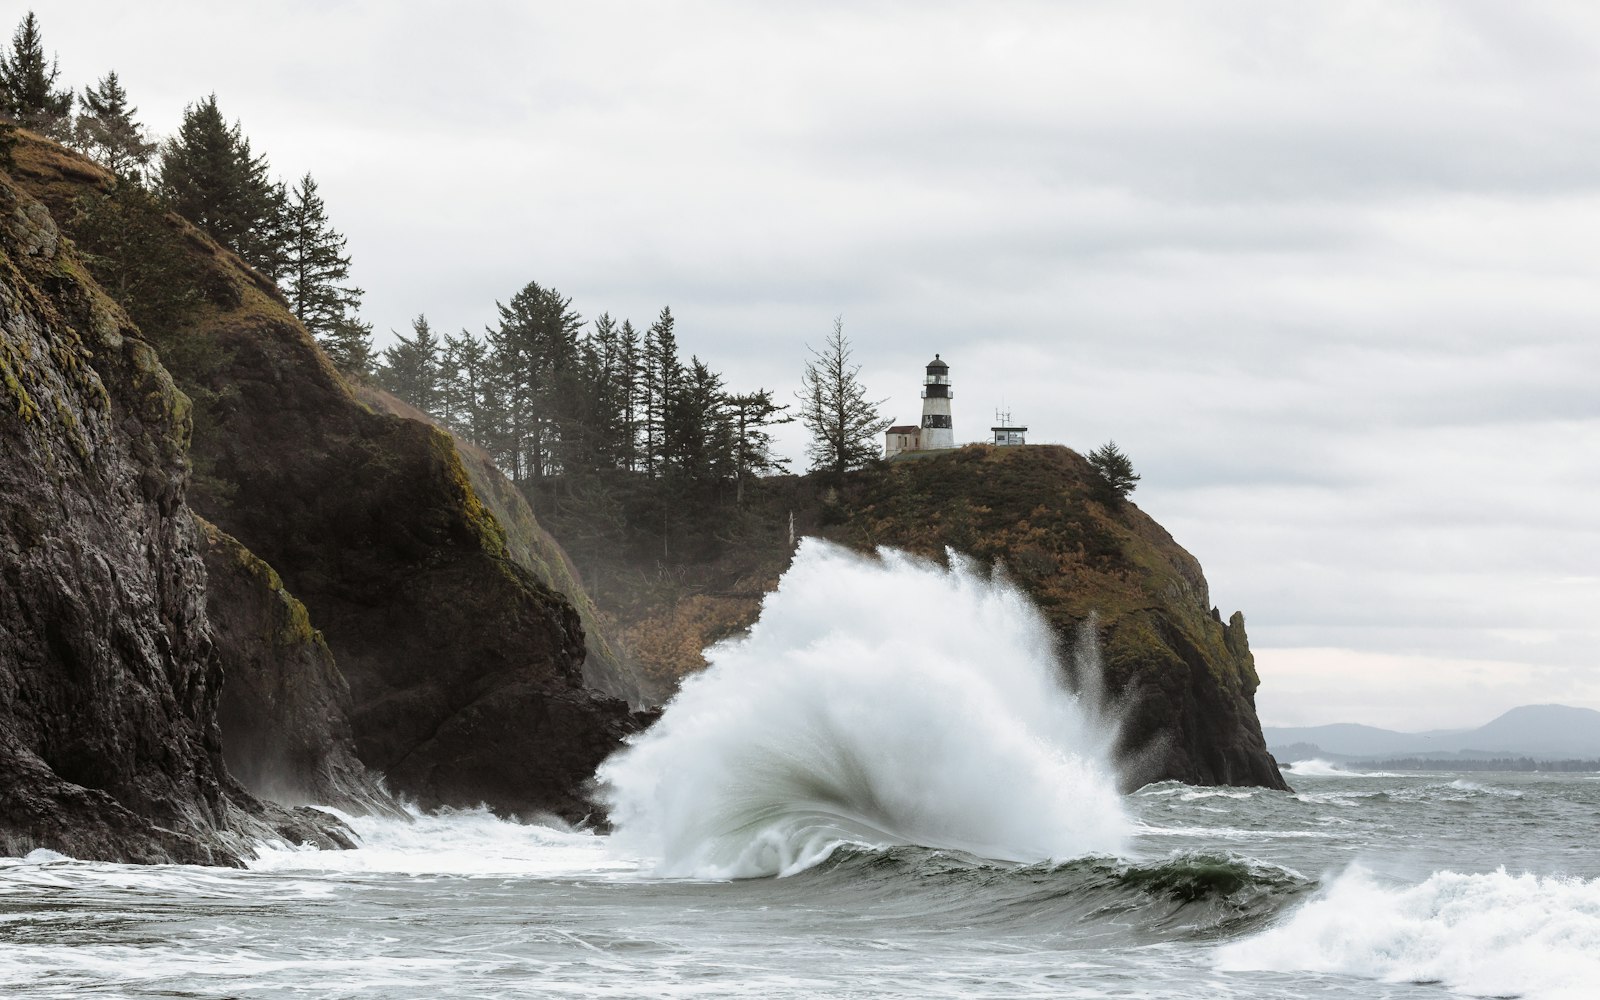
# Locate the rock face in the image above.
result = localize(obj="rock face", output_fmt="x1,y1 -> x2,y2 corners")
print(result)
562,446 -> 1287,792
0,168 -> 348,863
198,518 -> 398,815
829,447 -> 1284,790
10,134 -> 638,822
356,385 -> 654,708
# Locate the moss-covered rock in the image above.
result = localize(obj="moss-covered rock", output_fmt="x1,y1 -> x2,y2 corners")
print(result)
0,155 -> 350,863
10,132 -> 638,822
197,517 -> 400,815
356,385 -> 653,708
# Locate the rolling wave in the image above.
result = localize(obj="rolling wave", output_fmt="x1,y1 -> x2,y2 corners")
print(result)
783,846 -> 1313,941
1217,865 -> 1600,1000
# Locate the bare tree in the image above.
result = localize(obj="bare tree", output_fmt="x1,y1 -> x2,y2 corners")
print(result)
798,316 -> 889,475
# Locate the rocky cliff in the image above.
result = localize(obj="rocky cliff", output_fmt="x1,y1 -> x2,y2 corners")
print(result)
198,518 -> 397,815
547,446 -> 1287,792
0,167 -> 349,863
356,385 -> 654,708
837,447 -> 1284,790
9,132 -> 638,823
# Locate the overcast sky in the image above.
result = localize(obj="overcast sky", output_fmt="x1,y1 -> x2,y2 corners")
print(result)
37,1 -> 1600,729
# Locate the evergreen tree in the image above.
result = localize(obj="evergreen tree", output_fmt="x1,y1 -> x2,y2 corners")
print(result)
640,306 -> 681,476
663,356 -> 729,485
725,389 -> 792,505
618,319 -> 642,471
71,71 -> 156,179
321,314 -> 376,379
798,317 -> 889,475
488,281 -> 582,481
0,12 -> 72,138
67,181 -> 207,366
1086,441 -> 1140,503
281,172 -> 363,344
379,314 -> 443,413
442,330 -> 494,448
159,94 -> 283,275
568,313 -> 629,473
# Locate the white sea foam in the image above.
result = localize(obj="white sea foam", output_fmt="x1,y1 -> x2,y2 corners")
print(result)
247,806 -> 634,879
1177,789 -> 1256,801
1445,778 -> 1524,798
1285,759 -> 1400,778
1216,866 -> 1600,1000
599,539 -> 1129,879
1133,822 -> 1335,841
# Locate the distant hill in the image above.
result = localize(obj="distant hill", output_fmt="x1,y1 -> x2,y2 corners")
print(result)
1267,704 -> 1600,760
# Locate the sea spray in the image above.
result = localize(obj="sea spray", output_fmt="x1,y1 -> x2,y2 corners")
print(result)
598,539 -> 1129,878
1216,865 -> 1600,1000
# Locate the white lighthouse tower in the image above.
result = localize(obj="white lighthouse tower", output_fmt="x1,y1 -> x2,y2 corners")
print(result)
920,354 -> 954,449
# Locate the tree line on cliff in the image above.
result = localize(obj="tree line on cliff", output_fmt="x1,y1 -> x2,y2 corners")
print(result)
378,298 -> 795,503
3,9 -> 1135,532
0,12 -> 891,500
0,11 -> 371,373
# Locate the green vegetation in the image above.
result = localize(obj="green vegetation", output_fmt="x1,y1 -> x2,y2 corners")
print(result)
157,94 -> 283,276
67,181 -> 207,343
373,284 -> 792,563
72,72 -> 155,181
1087,439 -> 1140,503
1,11 -> 375,379
1,340 -> 40,421
281,173 -> 369,373
0,12 -> 72,139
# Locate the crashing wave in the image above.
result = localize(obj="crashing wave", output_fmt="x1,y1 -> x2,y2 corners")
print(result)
598,539 -> 1128,878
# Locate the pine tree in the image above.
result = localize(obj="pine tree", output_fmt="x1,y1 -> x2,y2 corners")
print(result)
281,173 -> 363,345
71,71 -> 156,179
442,330 -> 494,447
1086,441 -> 1140,503
66,181 -> 207,368
568,313 -> 629,473
159,94 -> 283,275
798,316 -> 889,475
321,315 -> 375,379
726,389 -> 792,505
0,12 -> 72,139
663,356 -> 729,485
618,319 -> 642,471
488,281 -> 582,481
641,306 -> 681,477
378,314 -> 443,413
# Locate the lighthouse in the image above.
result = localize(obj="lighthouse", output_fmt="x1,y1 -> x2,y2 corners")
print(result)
920,354 -> 954,449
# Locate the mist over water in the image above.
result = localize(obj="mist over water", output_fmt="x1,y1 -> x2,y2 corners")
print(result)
598,539 -> 1128,878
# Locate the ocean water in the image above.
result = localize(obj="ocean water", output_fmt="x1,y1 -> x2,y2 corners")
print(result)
5,542 -> 1598,999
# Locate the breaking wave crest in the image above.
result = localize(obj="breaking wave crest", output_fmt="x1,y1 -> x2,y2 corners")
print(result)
1217,866 -> 1600,1000
598,539 -> 1128,879
1284,759 -> 1401,778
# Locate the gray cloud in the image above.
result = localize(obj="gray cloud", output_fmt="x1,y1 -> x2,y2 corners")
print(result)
37,0 -> 1600,726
